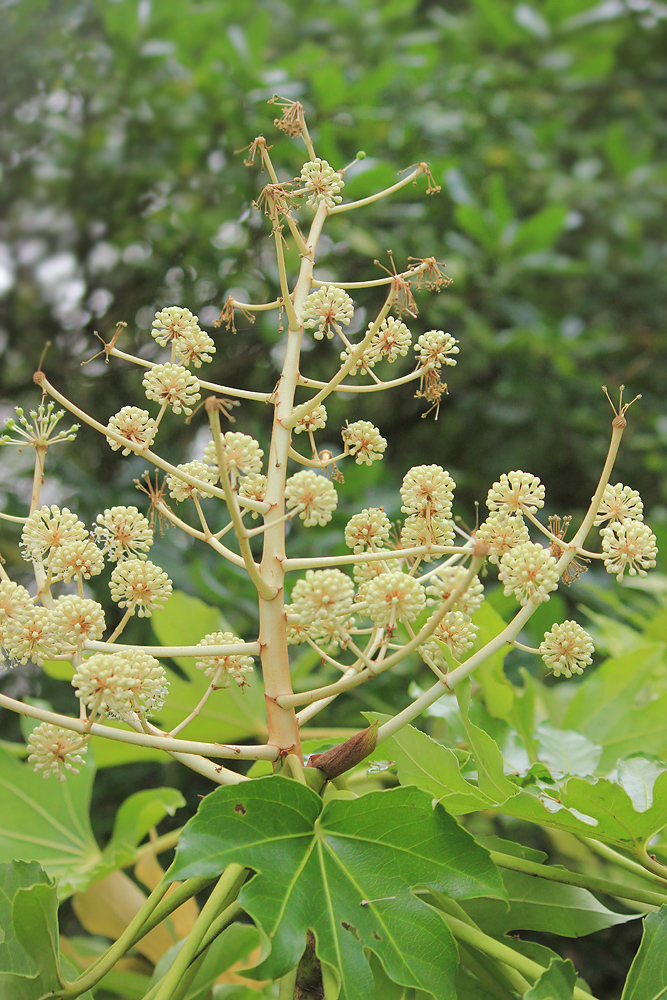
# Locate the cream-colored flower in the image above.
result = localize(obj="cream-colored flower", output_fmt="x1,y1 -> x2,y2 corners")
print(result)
109,558 -> 172,617
600,520 -> 658,582
3,606 -> 57,665
364,571 -> 426,627
487,471 -> 545,516
203,432 -> 264,478
293,404 -> 327,435
299,158 -> 344,209
499,542 -> 559,606
0,581 -> 33,644
290,569 -> 355,623
421,611 -> 477,665
369,316 -> 412,364
425,565 -> 485,616
400,465 -> 455,519
151,306 -> 201,347
285,470 -> 338,527
95,506 -> 154,562
195,631 -> 254,686
285,606 -> 309,646
345,509 -> 392,553
301,286 -> 354,341
540,621 -> 594,678
401,514 -> 455,558
166,460 -> 218,502
107,406 -> 156,455
239,473 -> 267,519
475,513 -> 530,565
20,506 -> 88,566
594,483 -> 644,526
342,420 -> 387,465
353,553 -> 393,600
174,327 -> 216,368
27,723 -> 87,782
72,651 -> 168,718
51,595 -> 106,645
414,330 -> 459,370
49,536 -> 104,582
143,363 -> 201,415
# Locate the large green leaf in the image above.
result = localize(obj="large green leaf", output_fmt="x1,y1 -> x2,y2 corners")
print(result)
563,644 -> 667,770
170,776 -> 505,999
456,679 -> 518,806
0,862 -> 61,1000
150,590 -> 267,744
621,906 -> 667,1000
0,862 -> 53,977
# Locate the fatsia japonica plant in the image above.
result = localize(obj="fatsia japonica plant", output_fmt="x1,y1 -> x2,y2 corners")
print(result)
1,97 -> 666,1000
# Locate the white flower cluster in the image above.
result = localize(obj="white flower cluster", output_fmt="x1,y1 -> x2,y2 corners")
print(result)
109,558 -> 172,617
476,513 -> 530,565
151,306 -> 216,368
425,566 -> 485,617
204,432 -> 264,479
285,470 -> 338,527
143,363 -> 201,415
21,506 -> 88,566
166,460 -> 218,502
107,406 -> 156,454
28,723 -> 88,782
290,570 -> 355,625
239,473 -> 267,517
341,420 -> 387,466
95,507 -> 154,561
299,158 -> 345,209
487,471 -> 545,516
195,632 -> 255,686
540,621 -> 594,678
364,571 -> 426,628
421,611 -> 478,667
414,330 -> 459,371
592,483 -> 657,582
499,541 -> 559,606
72,651 -> 168,719
341,317 -> 412,374
345,509 -> 391,553
293,404 -> 327,435
301,286 -> 354,340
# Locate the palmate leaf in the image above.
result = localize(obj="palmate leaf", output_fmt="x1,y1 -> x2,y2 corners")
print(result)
169,776 -> 505,999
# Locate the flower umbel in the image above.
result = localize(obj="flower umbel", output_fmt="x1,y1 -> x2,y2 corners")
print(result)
342,420 -> 387,466
540,621 -> 594,678
107,406 -> 157,455
109,558 -> 172,617
20,506 -> 88,566
301,286 -> 354,341
27,723 -> 88,782
298,158 -> 344,209
0,397 -> 79,449
285,470 -> 338,526
143,363 -> 201,415
364,571 -> 426,628
95,507 -> 154,562
487,471 -> 545,516
499,541 -> 559,606
600,520 -> 658,581
195,632 -> 254,686
594,483 -> 644,526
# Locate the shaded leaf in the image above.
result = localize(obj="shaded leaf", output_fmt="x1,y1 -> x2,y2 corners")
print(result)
525,957 -> 577,999
621,906 -> 667,1000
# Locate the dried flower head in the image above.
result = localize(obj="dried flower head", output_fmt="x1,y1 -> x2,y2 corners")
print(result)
51,595 -> 106,645
204,432 -> 264,478
143,363 -> 201,415
20,506 -> 88,566
298,158 -> 344,209
421,612 -> 478,666
166,460 -> 218,502
285,470 -> 338,527
342,420 -> 387,465
487,471 -> 545,516
594,483 -> 644,526
95,506 -> 154,562
499,542 -> 559,606
301,286 -> 354,341
425,565 -> 485,617
290,569 -> 355,623
364,571 -> 426,628
49,536 -> 104,582
195,631 -> 254,686
539,621 -> 594,678
345,509 -> 392,553
109,558 -> 172,617
107,406 -> 157,455
600,520 -> 658,582
27,723 -> 87,782
400,465 -> 455,519
293,404 -> 327,435
3,605 -> 57,665
475,513 -> 531,565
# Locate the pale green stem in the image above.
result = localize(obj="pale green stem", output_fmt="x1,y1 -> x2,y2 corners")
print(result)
245,503 -> 304,538
328,164 -> 425,214
154,500 -> 247,568
288,445 -> 347,468
309,261 -> 429,290
169,665 -> 224,737
581,837 -> 667,887
30,444 -> 47,513
84,638 -> 260,657
105,607 -> 133,644
298,368 -> 422,394
0,510 -> 28,523
284,543 -> 466,571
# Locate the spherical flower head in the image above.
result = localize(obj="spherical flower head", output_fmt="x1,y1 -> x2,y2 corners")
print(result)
27,723 -> 87,782
487,471 -> 545,516
425,565 -> 485,616
475,513 -> 530,565
285,606 -> 309,646
143,363 -> 201,415
293,404 -> 327,435
600,519 -> 658,582
0,581 -> 32,643
20,506 -> 88,566
195,631 -> 254,686
345,508 -> 392,553
594,483 -> 644,526
285,470 -> 338,527
49,536 -> 104,582
400,465 -> 455,519
342,420 -> 387,466
422,611 -> 478,666
401,514 -> 454,559
3,605 -> 57,665
299,158 -> 344,209
95,506 -> 154,562
364,571 -> 426,628
203,432 -> 264,478
539,621 -> 594,678
301,286 -> 354,341
499,542 -> 559,606
107,406 -> 156,455
72,651 -> 168,719
174,327 -> 216,368
290,569 -> 355,623
353,553 -> 392,601
369,317 -> 412,364
109,558 -> 172,617
151,306 -> 201,348
51,595 -> 106,645
239,473 -> 267,519
414,330 -> 459,370
166,460 -> 218,502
